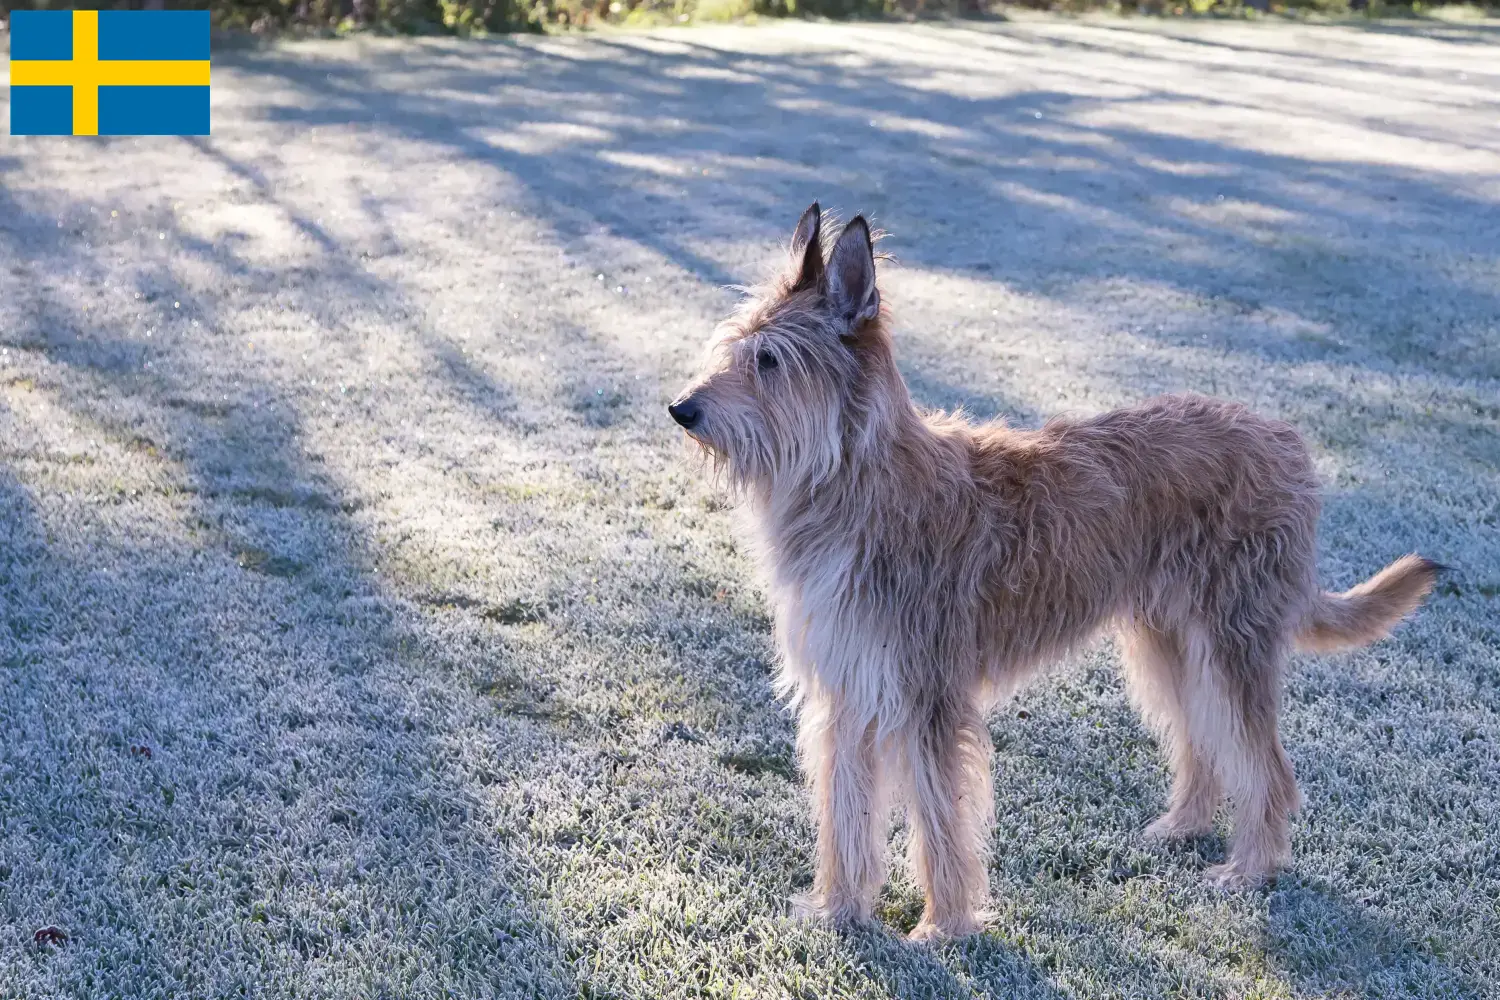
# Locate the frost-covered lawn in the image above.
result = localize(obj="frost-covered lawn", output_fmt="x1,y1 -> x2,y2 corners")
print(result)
1,15 -> 1497,998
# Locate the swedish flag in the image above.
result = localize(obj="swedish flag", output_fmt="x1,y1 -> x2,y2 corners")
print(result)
9,10 -> 210,136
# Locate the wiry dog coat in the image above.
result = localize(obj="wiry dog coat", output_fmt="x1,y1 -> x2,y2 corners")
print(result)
669,204 -> 1437,940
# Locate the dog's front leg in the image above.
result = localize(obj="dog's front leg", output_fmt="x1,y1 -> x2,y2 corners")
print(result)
901,698 -> 993,942
792,695 -> 887,927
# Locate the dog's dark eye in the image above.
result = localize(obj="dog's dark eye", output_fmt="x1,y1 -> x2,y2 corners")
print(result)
756,349 -> 778,372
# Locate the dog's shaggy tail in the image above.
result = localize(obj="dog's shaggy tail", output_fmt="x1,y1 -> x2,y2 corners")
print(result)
1296,555 -> 1441,653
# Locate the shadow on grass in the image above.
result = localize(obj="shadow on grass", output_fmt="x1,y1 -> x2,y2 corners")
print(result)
1267,879 -> 1486,999
222,25 -> 1500,382
841,922 -> 1071,999
0,185 -> 582,995
1341,17 -> 1500,45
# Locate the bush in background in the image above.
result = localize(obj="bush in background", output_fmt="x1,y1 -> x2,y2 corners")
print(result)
0,0 -> 525,33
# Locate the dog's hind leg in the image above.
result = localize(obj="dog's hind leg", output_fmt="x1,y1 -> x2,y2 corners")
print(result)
793,695 -> 889,926
1203,626 -> 1300,890
900,697 -> 993,942
1122,623 -> 1222,841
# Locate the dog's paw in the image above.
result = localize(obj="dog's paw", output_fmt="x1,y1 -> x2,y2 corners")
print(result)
789,892 -> 871,928
906,920 -> 949,944
789,892 -> 825,922
1204,861 -> 1271,891
906,911 -> 987,944
1143,811 -> 1214,843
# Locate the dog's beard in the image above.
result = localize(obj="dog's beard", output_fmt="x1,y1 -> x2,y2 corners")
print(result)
687,422 -> 774,501
681,428 -> 743,499
686,404 -> 846,503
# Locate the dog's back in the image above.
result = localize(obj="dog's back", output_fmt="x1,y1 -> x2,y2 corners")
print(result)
965,394 -> 1322,666
965,393 -> 1429,675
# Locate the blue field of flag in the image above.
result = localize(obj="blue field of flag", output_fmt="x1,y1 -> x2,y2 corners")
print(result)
9,10 -> 211,136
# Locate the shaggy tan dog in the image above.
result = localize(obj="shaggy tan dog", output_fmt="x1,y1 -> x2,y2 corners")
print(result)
668,204 -> 1438,942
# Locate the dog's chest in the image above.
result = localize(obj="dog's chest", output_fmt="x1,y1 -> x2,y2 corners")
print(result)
766,543 -> 903,708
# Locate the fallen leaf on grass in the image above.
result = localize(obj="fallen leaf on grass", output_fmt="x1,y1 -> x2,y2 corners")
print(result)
33,926 -> 67,947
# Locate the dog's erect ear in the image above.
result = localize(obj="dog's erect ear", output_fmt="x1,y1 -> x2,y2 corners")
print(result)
789,202 -> 823,294
826,216 -> 879,332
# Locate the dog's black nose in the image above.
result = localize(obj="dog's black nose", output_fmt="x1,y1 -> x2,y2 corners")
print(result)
668,399 -> 700,429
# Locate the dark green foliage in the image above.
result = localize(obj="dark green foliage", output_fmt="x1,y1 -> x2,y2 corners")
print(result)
0,0 -> 532,34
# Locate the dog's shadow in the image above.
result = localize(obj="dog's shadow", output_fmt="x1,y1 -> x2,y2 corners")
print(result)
832,859 -> 1483,999
839,920 -> 1071,1000
884,879 -> 1480,1000
1265,878 -> 1484,999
